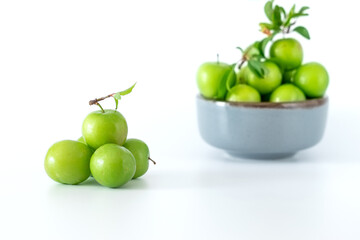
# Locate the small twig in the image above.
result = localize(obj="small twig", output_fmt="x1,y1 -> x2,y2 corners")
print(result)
286,21 -> 297,33
89,93 -> 115,106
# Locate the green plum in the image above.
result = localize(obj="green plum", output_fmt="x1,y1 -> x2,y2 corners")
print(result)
226,84 -> 261,102
246,61 -> 282,95
44,140 -> 93,184
283,69 -> 297,83
77,136 -> 94,176
90,144 -> 136,188
123,138 -> 151,179
270,84 -> 306,102
77,136 -> 95,152
242,43 -> 261,60
82,109 -> 128,149
270,38 -> 303,71
196,62 -> 236,100
237,65 -> 250,84
293,62 -> 329,98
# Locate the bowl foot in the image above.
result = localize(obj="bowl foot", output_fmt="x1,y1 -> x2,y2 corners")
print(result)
226,151 -> 296,160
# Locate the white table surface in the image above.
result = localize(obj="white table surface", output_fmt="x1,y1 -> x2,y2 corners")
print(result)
1,106 -> 360,240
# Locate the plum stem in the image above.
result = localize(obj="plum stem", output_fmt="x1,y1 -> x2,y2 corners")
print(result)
148,157 -> 156,165
282,21 -> 296,34
235,57 -> 247,71
97,103 -> 105,113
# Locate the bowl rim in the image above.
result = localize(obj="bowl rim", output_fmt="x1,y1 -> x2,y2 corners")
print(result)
197,95 -> 328,109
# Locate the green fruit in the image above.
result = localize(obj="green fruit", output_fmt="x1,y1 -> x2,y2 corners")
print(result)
77,136 -> 95,152
82,109 -> 128,149
44,140 -> 93,185
123,139 -> 150,179
270,84 -> 306,102
283,69 -> 297,83
293,62 -> 329,98
77,136 -> 94,177
196,62 -> 236,100
237,65 -> 250,84
243,43 -> 261,60
90,144 -> 136,188
226,84 -> 261,102
246,61 -> 282,95
270,38 -> 303,71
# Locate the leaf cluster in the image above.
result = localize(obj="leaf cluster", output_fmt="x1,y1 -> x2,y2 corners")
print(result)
237,40 -> 270,78
260,0 -> 310,40
236,0 -> 311,78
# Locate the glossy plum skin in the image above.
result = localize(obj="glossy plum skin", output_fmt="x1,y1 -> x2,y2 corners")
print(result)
270,38 -> 303,71
283,69 -> 297,83
44,140 -> 93,185
226,84 -> 261,102
270,84 -> 306,102
82,109 -> 128,149
196,62 -> 236,100
123,139 -> 150,179
237,65 -> 250,84
293,62 -> 329,98
90,144 -> 136,188
246,61 -> 282,95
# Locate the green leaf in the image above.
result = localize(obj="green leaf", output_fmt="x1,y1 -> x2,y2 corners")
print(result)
113,92 -> 122,100
284,4 -> 296,27
272,5 -> 283,28
279,6 -> 286,18
292,13 -> 308,18
253,41 -> 260,49
112,83 -> 136,110
248,59 -> 266,78
293,26 -> 310,39
289,4 -> 296,15
117,82 -> 136,97
264,0 -> 274,21
226,64 -> 237,91
114,97 -> 119,110
251,55 -> 262,61
259,37 -> 270,58
236,46 -> 244,53
216,66 -> 236,99
252,41 -> 261,55
259,22 -> 274,30
298,6 -> 309,15
293,6 -> 309,18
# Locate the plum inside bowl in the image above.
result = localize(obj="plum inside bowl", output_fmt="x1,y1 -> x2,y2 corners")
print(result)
196,95 -> 329,159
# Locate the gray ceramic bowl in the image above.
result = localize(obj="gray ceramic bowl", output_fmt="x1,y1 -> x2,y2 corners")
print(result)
196,95 -> 329,159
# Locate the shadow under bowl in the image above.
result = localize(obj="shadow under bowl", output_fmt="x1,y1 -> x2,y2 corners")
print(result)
196,95 -> 329,159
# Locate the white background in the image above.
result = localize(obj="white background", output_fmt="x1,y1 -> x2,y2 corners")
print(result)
1,0 -> 359,239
